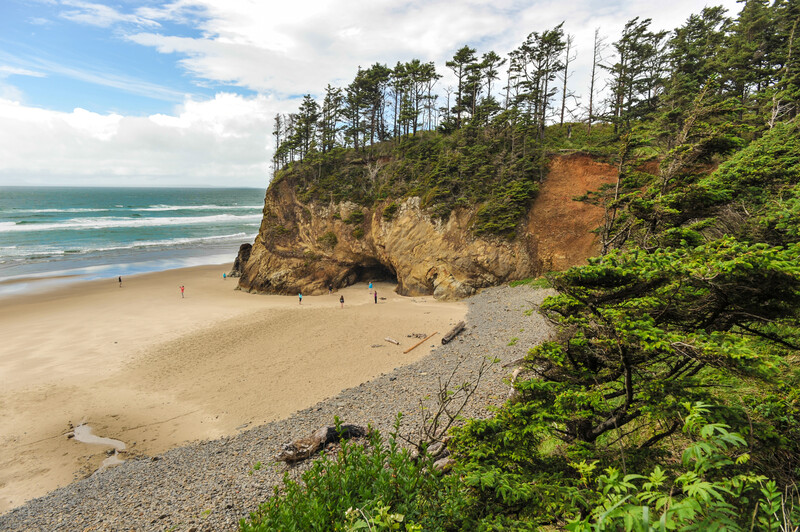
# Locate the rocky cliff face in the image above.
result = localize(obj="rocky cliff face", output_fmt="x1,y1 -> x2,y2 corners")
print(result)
236,154 -> 615,300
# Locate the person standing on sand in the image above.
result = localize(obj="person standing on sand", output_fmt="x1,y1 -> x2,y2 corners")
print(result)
299,292 -> 303,304
340,295 -> 344,309
328,284 -> 333,295
118,276 -> 122,288
374,290 -> 377,304
180,285 -> 185,298
368,281 -> 373,294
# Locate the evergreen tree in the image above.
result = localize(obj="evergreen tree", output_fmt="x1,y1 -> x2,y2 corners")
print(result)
320,85 -> 344,153
604,18 -> 668,132
446,45 -> 478,129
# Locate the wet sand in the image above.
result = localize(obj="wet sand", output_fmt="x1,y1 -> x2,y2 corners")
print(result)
0,265 -> 465,513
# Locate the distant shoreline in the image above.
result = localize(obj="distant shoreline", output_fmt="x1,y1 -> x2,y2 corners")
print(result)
0,248 -> 241,299
0,186 -> 263,299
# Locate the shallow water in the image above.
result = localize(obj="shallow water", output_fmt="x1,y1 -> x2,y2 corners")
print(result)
72,424 -> 127,474
0,187 -> 264,296
0,186 -> 263,294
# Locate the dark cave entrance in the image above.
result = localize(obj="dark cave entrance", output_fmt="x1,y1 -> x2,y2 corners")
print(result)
351,261 -> 396,284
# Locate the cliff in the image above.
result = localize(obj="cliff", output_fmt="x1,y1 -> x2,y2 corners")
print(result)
236,153 -> 616,300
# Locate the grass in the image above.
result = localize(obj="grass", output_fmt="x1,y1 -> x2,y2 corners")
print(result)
509,276 -> 551,288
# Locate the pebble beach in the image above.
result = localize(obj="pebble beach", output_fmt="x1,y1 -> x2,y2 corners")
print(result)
0,284 -> 553,531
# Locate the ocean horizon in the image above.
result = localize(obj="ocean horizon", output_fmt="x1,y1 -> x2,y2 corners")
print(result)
0,186 -> 264,296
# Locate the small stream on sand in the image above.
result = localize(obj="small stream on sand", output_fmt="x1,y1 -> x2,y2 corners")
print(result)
72,424 -> 126,474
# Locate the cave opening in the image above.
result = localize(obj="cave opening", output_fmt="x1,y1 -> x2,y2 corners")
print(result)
351,261 -> 397,284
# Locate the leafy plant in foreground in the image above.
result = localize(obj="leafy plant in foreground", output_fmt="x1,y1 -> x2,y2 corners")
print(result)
566,402 -> 799,531
240,417 -> 464,531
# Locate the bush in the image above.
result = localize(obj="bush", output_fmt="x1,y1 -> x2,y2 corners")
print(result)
317,231 -> 338,249
344,210 -> 365,225
566,403 -> 799,531
382,201 -> 399,221
240,417 -> 465,531
473,179 -> 539,238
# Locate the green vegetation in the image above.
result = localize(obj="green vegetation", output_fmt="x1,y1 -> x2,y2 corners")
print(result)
382,201 -> 399,221
245,2 -> 800,529
343,210 -> 365,225
317,231 -> 339,249
509,277 -> 552,289
241,418 -> 463,531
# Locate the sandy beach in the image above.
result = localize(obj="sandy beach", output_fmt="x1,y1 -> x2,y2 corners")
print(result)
0,265 -> 466,514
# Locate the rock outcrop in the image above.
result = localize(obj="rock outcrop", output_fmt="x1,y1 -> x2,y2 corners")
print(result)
237,154 -> 615,300
228,243 -> 252,278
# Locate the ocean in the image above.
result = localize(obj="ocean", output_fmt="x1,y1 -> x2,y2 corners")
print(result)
0,186 -> 264,296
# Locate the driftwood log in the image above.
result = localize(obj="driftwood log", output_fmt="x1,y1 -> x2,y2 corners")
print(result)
385,337 -> 400,345
403,332 -> 438,354
274,424 -> 366,463
441,321 -> 466,344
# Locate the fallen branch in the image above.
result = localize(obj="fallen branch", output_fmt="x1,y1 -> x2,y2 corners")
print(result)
403,332 -> 438,354
274,424 -> 366,463
385,337 -> 400,345
441,321 -> 465,344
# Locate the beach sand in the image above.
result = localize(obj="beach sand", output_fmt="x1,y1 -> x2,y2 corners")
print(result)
0,265 -> 466,513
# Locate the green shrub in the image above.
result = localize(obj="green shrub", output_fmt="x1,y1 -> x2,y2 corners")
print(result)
344,210 -> 365,225
351,227 -> 365,239
317,231 -> 338,249
382,201 -> 399,221
267,223 -> 291,236
566,403 -> 799,531
240,417 -> 465,531
473,179 -> 539,238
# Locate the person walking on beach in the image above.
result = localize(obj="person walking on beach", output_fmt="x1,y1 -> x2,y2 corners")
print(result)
368,281 -> 373,294
298,292 -> 303,304
328,284 -> 333,295
180,285 -> 185,298
374,290 -> 377,304
118,276 -> 122,288
340,295 -> 344,309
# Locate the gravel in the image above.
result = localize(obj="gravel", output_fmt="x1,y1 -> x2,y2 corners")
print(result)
0,285 -> 554,532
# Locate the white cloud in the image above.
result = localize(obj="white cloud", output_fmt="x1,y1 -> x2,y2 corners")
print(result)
27,17 -> 53,26
2,0 -> 744,187
123,0 -> 741,100
0,94 -> 274,187
0,83 -> 25,102
3,54 -> 189,103
59,0 -> 161,28
0,66 -> 46,78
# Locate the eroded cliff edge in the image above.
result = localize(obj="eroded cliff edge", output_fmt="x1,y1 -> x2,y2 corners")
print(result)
236,154 -> 616,300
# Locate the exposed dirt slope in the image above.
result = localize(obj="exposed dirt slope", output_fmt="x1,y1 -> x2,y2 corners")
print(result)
528,154 -> 617,271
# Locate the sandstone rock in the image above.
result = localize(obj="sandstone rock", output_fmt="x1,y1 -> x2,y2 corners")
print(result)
236,154 -> 615,300
228,243 -> 252,278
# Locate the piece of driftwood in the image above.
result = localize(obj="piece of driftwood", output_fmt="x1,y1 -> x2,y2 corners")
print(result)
385,337 -> 400,345
274,424 -> 367,463
441,321 -> 466,344
403,332 -> 438,354
502,356 -> 526,368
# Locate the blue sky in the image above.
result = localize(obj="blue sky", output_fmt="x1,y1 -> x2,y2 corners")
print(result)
0,0 -> 740,187
1,1 -> 209,113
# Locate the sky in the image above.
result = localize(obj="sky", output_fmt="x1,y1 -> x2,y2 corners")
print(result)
0,0 -> 742,188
